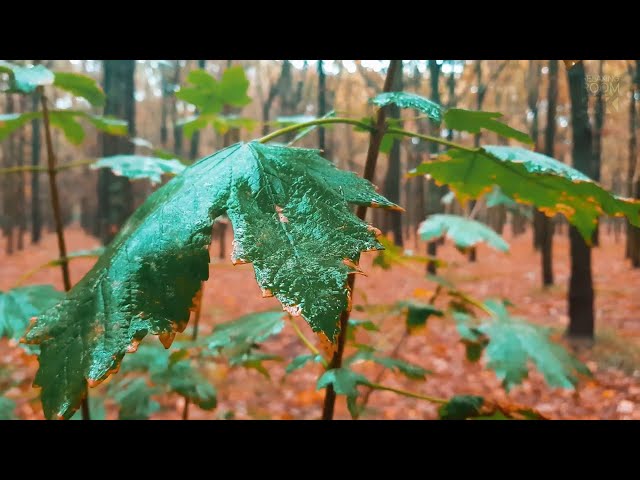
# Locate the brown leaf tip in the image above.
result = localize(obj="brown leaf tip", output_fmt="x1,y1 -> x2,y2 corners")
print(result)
284,304 -> 302,317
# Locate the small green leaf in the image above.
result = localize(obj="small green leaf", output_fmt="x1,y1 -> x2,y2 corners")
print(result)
478,300 -> 591,391
419,214 -> 509,252
316,368 -> 371,397
152,360 -> 217,410
0,112 -> 40,142
485,186 -> 517,208
179,115 -> 209,139
398,300 -> 444,331
86,115 -> 128,136
228,351 -> 282,379
218,66 -> 251,107
0,396 -> 17,420
207,311 -> 285,352
370,91 -> 443,122
0,61 -> 54,93
112,378 -> 160,420
285,354 -> 322,374
49,111 -> 85,144
53,72 -> 105,107
92,155 -> 186,185
443,109 -> 532,144
438,395 -> 484,420
0,285 -> 63,341
346,350 -> 430,380
288,110 -> 336,146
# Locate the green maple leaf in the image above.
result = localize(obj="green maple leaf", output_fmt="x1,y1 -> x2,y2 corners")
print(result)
412,146 -> 640,241
0,285 -> 63,341
443,109 -> 532,144
370,91 -> 443,122
24,141 -> 396,419
92,155 -> 186,185
458,300 -> 591,391
0,61 -> 54,93
419,214 -> 509,252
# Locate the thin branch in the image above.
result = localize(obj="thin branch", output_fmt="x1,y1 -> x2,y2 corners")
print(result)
40,86 -> 90,420
367,383 -> 447,404
321,60 -> 402,421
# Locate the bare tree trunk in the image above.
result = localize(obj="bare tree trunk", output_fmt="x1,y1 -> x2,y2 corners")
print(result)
383,60 -> 403,246
189,60 -> 206,161
318,60 -> 327,153
567,62 -> 595,340
98,60 -> 136,245
16,95 -> 27,250
540,59 -> 558,287
2,93 -> 16,254
31,61 -> 43,244
591,60 -> 605,246
628,61 -> 640,266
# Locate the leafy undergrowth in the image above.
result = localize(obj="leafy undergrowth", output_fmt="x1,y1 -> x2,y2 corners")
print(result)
1,225 -> 639,419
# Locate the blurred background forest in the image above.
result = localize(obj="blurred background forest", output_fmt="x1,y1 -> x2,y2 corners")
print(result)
1,60 -> 640,420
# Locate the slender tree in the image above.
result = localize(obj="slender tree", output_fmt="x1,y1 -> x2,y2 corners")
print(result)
318,60 -> 327,153
627,61 -> 640,266
98,60 -> 135,244
383,60 -> 403,246
31,61 -> 42,243
566,61 -> 595,339
189,60 -> 206,161
591,60 -> 606,246
540,59 -> 558,286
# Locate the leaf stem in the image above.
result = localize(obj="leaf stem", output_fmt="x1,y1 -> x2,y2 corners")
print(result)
321,59 -> 402,420
258,117 -> 374,144
355,285 -> 442,418
289,316 -> 328,367
387,127 -> 481,153
367,383 -> 447,404
40,86 -> 90,420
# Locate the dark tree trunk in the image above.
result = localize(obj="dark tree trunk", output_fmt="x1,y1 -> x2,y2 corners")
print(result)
540,59 -> 558,287
383,60 -> 403,246
16,95 -> 27,250
172,61 -> 183,157
31,63 -> 43,244
426,60 -> 445,274
527,60 -> 545,252
2,94 -> 16,254
189,60 -> 206,161
567,61 -> 595,340
318,60 -> 327,153
591,60 -> 605,246
468,60 -> 485,262
98,60 -> 136,245
628,61 -> 640,267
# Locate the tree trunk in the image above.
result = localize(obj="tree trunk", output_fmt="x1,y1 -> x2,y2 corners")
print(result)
16,95 -> 27,250
567,61 -> 595,340
98,60 -> 136,245
31,62 -> 43,244
318,60 -> 327,154
628,61 -> 640,266
383,60 -> 403,247
527,60 -> 545,252
540,59 -> 558,287
591,60 -> 605,246
172,61 -> 183,157
426,60 -> 445,274
189,60 -> 206,161
468,60 -> 485,262
2,93 -> 16,254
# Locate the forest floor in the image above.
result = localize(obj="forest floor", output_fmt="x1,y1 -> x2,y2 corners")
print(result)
2,224 -> 640,420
